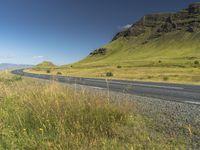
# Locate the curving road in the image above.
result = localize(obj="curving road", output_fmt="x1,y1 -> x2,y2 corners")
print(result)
11,69 -> 200,105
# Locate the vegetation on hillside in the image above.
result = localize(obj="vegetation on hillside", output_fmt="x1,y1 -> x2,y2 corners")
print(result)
27,3 -> 200,84
76,3 -> 200,67
35,61 -> 56,69
76,31 -> 200,68
0,72 -> 194,149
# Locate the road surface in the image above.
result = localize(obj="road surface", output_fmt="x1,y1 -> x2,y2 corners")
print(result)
11,69 -> 200,105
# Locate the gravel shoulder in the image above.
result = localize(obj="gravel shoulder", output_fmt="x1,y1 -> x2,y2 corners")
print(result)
25,77 -> 200,149
82,85 -> 200,149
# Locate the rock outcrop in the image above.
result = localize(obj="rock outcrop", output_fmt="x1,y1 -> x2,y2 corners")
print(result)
188,3 -> 200,14
112,3 -> 200,41
89,48 -> 107,56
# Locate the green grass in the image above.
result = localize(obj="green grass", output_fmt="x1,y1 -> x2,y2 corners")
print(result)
34,61 -> 57,71
28,29 -> 200,85
0,72 -> 22,84
30,30 -> 200,69
0,72 -> 191,149
74,30 -> 200,67
27,66 -> 200,85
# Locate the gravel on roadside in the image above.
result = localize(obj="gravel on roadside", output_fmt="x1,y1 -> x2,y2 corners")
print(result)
79,85 -> 200,149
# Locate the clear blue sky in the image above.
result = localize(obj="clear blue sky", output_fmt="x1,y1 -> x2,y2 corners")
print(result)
0,0 -> 199,65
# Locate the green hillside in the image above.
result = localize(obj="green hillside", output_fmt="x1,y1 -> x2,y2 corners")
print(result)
28,3 -> 200,84
75,31 -> 200,68
35,61 -> 56,69
74,3 -> 200,68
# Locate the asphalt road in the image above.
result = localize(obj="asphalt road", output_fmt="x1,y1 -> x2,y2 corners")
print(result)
11,69 -> 200,105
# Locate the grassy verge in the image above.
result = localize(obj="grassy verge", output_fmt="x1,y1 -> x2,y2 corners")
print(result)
27,30 -> 200,85
0,72 -> 193,149
27,65 -> 200,85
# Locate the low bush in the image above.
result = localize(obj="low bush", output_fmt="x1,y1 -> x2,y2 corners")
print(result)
147,76 -> 153,79
163,76 -> 169,81
12,75 -> 22,81
194,60 -> 199,65
106,72 -> 113,77
46,69 -> 51,73
0,75 -> 22,83
117,65 -> 122,68
57,72 -> 62,75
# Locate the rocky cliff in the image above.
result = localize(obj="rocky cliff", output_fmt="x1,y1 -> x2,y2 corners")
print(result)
112,3 -> 200,41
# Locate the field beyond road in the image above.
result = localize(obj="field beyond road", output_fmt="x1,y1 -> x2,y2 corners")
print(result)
26,65 -> 200,85
0,71 -> 200,149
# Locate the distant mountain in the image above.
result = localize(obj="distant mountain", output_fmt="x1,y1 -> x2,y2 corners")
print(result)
0,63 -> 33,71
74,2 -> 200,68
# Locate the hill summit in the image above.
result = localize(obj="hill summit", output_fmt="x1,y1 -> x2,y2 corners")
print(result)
112,2 -> 200,41
36,61 -> 56,68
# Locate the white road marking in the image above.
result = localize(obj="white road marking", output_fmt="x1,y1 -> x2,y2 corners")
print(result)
89,86 -> 105,90
71,84 -> 106,90
84,79 -> 184,90
130,83 -> 184,90
185,101 -> 200,105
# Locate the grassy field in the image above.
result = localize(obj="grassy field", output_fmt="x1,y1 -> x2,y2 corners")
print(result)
28,30 -> 200,85
76,31 -> 200,66
0,71 -> 194,149
27,66 -> 200,85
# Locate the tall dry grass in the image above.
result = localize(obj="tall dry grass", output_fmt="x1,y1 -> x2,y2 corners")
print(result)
0,72 -> 187,149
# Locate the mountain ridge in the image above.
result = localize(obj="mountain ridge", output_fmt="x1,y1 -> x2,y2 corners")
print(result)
112,2 -> 200,41
0,63 -> 33,70
73,2 -> 200,68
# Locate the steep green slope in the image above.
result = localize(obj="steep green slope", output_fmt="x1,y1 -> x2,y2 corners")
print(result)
74,3 -> 200,68
76,31 -> 200,67
28,3 -> 200,84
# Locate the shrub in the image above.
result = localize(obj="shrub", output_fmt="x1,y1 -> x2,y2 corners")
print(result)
0,75 -> 22,83
142,40 -> 148,45
12,75 -> 22,81
194,60 -> 199,65
106,72 -> 113,77
163,76 -> 169,81
46,69 -> 51,73
147,76 -> 153,79
158,60 -> 162,63
117,65 -> 122,68
57,72 -> 62,75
